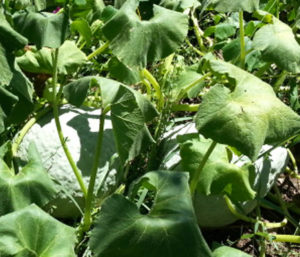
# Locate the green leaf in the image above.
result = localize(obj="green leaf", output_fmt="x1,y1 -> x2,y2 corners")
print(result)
212,246 -> 252,257
169,66 -> 204,100
71,18 -> 92,46
210,0 -> 259,13
195,60 -> 300,160
0,143 -> 58,216
17,40 -> 87,75
253,17 -> 300,73
102,0 -> 188,68
13,11 -> 69,49
108,57 -> 141,85
178,133 -> 256,201
0,204 -> 76,257
90,170 -> 213,257
0,12 -> 28,85
63,77 -> 158,164
214,23 -> 236,40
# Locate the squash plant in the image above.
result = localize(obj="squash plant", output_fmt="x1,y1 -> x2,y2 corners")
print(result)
1,0 -> 300,256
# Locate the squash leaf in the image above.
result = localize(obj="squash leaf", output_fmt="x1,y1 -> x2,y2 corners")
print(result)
102,0 -> 188,68
253,16 -> 300,73
210,0 -> 259,13
90,170 -> 213,257
0,12 -> 34,132
17,40 -> 87,75
0,12 -> 28,86
0,143 -> 58,216
13,11 -> 69,49
195,60 -> 300,161
63,77 -> 158,164
0,204 -> 76,257
178,133 -> 256,202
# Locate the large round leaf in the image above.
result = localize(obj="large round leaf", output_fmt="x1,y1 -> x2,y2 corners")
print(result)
90,170 -> 213,257
102,0 -> 188,68
0,204 -> 76,257
253,17 -> 300,73
195,60 -> 300,161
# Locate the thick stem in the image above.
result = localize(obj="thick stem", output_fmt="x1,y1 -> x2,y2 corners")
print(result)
190,141 -> 217,195
87,41 -> 109,60
51,48 -> 87,198
239,11 -> 246,69
82,110 -> 106,231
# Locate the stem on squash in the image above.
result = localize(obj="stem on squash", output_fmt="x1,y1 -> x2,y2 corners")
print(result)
190,140 -> 217,195
239,10 -> 246,69
87,41 -> 109,60
82,108 -> 106,232
225,196 -> 288,229
51,48 -> 88,198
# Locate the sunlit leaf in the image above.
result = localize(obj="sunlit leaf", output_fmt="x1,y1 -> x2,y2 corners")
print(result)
253,16 -> 300,73
178,133 -> 256,201
102,0 -> 188,68
195,60 -> 300,160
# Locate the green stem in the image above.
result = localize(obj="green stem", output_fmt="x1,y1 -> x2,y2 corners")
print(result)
141,69 -> 164,110
191,9 -> 206,52
287,149 -> 299,174
273,70 -> 288,92
171,103 -> 199,112
176,72 -> 211,101
137,188 -> 149,209
273,184 -> 299,228
87,41 -> 109,60
185,39 -> 205,56
82,109 -> 106,232
224,196 -> 287,229
190,141 -> 217,195
52,48 -> 87,198
271,234 -> 300,244
11,107 -> 51,157
239,11 -> 246,69
141,79 -> 152,98
254,63 -> 271,78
